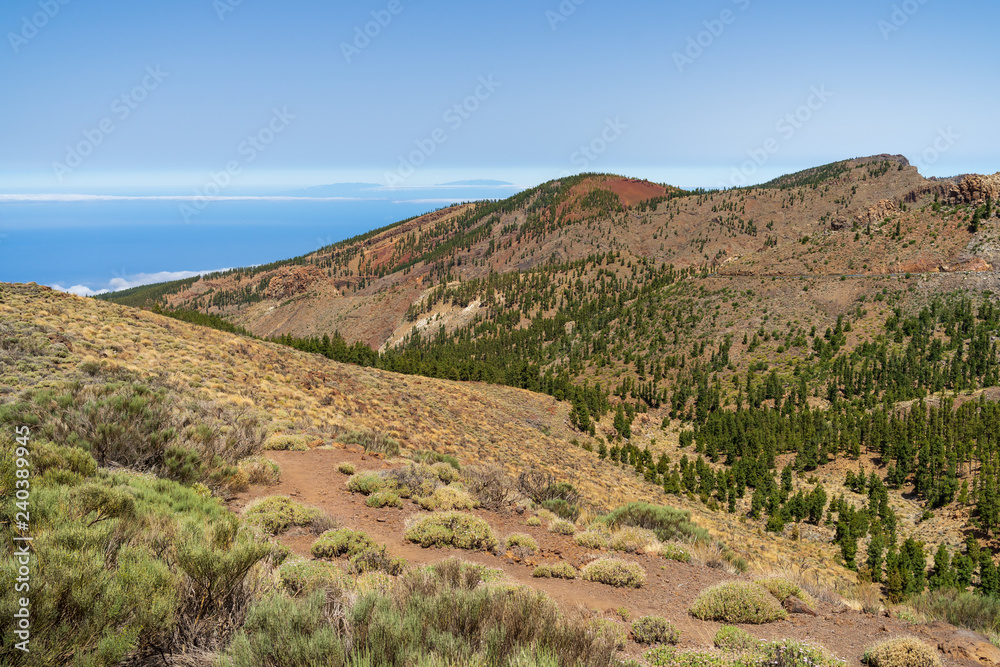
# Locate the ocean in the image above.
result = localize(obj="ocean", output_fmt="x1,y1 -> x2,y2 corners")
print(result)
0,188 -> 516,294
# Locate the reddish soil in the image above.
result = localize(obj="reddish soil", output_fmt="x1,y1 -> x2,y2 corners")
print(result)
602,178 -> 671,207
228,448 -> 990,666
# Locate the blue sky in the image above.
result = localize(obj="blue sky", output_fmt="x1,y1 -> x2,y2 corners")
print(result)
1,0 -> 997,192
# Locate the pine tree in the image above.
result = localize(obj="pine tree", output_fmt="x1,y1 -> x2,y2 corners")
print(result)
929,544 -> 954,590
866,531 -> 885,583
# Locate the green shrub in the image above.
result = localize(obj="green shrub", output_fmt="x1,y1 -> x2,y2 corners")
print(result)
278,558 -> 347,596
340,429 -> 400,457
164,445 -> 202,484
218,590 -> 345,667
504,533 -> 539,555
349,545 -> 408,576
384,463 -> 439,498
548,519 -> 575,535
526,516 -> 542,527
353,571 -> 396,595
598,502 -> 709,543
714,625 -> 760,652
416,484 -> 476,511
345,559 -> 618,666
0,427 -> 271,665
574,530 -> 609,549
660,543 -> 692,563
690,582 -> 788,624
243,496 -> 321,535
263,434 -> 310,451
31,439 -> 98,478
432,461 -> 461,484
759,639 -> 844,667
909,588 -> 1000,636
581,558 -> 646,588
541,497 -> 579,521
863,637 -> 941,667
588,618 -> 628,650
410,448 -> 461,471
73,483 -> 137,524
632,616 -> 679,645
533,562 -> 578,579
365,491 -> 403,508
337,461 -> 356,475
609,526 -> 659,553
404,512 -> 497,551
346,471 -> 385,495
311,528 -> 376,559
644,647 -> 732,667
237,455 -> 281,485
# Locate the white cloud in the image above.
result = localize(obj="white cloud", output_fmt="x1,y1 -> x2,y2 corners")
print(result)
51,269 -> 228,298
51,284 -> 110,297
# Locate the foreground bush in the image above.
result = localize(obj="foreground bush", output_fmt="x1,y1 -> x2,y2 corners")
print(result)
864,637 -> 941,667
218,590 -> 345,667
533,562 -> 578,579
404,511 -> 498,551
714,625 -> 760,652
631,616 -> 679,645
243,495 -> 322,535
760,639 -> 844,667
278,558 -> 347,596
237,455 -> 281,485
0,436 -> 270,666
311,528 -> 376,559
689,582 -> 788,624
344,559 -> 619,666
644,647 -> 728,667
581,558 -> 646,588
348,545 -> 408,576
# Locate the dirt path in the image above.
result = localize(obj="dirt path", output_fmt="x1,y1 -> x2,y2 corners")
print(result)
229,448 -> 987,666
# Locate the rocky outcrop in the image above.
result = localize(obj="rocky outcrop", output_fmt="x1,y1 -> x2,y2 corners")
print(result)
943,173 -> 1000,205
782,596 -> 817,616
830,215 -> 850,231
856,199 -> 898,227
264,265 -> 325,300
916,622 -> 1000,666
940,257 -> 992,273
